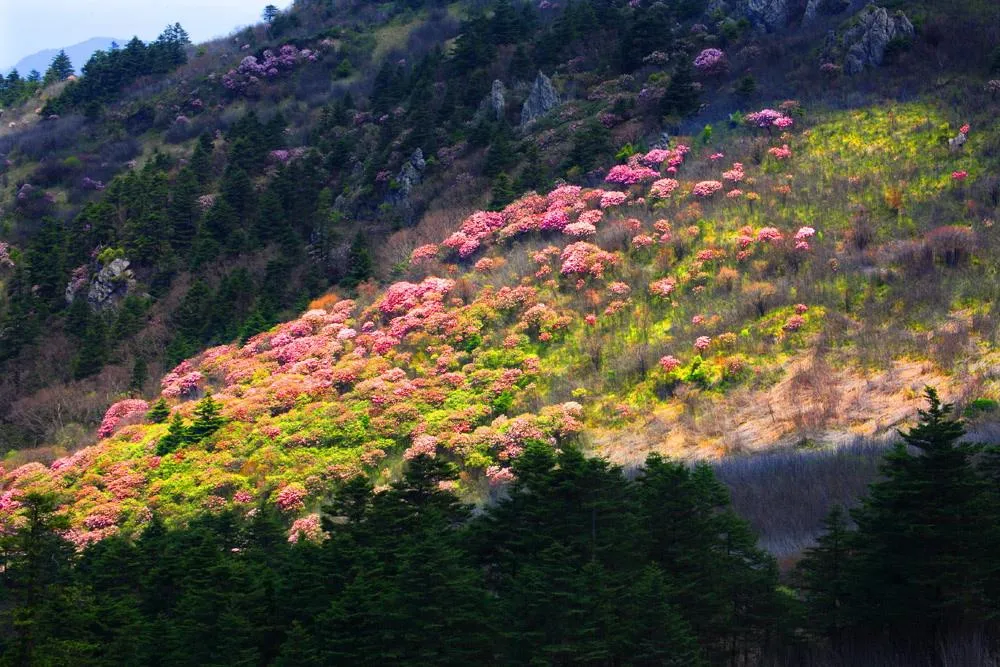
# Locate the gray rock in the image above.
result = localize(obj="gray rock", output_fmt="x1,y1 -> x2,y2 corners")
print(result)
745,0 -> 790,32
843,5 -> 914,74
520,71 -> 560,126
804,0 -> 852,25
385,149 -> 428,224
477,80 -> 506,122
86,258 -> 136,310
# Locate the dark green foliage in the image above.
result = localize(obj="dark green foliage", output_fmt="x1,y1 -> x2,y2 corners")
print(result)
797,505 -> 853,642
186,395 -> 226,443
43,50 -> 74,85
343,232 -> 373,288
661,63 -> 701,119
73,313 -> 108,379
489,172 -> 517,210
146,398 -> 170,424
155,413 -> 187,455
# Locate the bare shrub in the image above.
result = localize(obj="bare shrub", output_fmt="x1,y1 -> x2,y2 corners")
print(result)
925,225 -> 976,267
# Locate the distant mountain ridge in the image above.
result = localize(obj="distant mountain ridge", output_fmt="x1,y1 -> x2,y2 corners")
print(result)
5,37 -> 124,76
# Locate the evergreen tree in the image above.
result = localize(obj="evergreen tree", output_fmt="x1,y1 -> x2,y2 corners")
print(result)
489,172 -> 517,210
848,388 -> 990,638
73,314 -> 108,379
43,50 -> 74,85
661,63 -> 700,119
146,398 -> 170,424
343,232 -> 373,288
156,413 -> 187,455
186,395 -> 226,443
797,505 -> 854,644
129,356 -> 148,392
263,4 -> 281,24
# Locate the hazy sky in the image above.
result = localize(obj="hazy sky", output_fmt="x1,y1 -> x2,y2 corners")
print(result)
0,1 -> 289,70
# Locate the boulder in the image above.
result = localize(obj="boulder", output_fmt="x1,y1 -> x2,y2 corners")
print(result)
477,80 -> 506,122
87,258 -> 136,310
843,5 -> 914,74
520,71 -> 560,126
804,0 -> 852,25
385,149 -> 427,224
744,0 -> 790,32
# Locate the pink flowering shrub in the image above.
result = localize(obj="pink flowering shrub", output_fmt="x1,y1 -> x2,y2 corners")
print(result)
605,165 -> 659,186
559,242 -> 619,278
745,109 -> 793,130
599,190 -> 629,208
404,434 -> 438,459
694,336 -> 712,352
659,355 -> 682,372
97,399 -> 149,439
783,315 -> 806,332
540,209 -> 570,231
222,44 -> 317,92
952,170 -> 968,181
275,484 -> 308,512
693,48 -> 727,74
486,465 -> 515,486
563,221 -> 598,237
649,179 -> 680,199
757,227 -> 784,243
288,513 -> 327,544
722,163 -> 745,182
768,145 -> 792,160
693,181 -> 724,198
632,234 -> 655,248
649,278 -> 676,298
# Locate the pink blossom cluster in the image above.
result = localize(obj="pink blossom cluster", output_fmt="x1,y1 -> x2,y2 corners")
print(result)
659,355 -> 682,372
443,211 -> 505,258
161,361 -> 204,399
410,243 -> 439,263
563,221 -> 597,237
540,209 -> 570,231
97,399 -> 150,439
745,109 -> 793,129
693,48 -> 727,74
288,513 -> 327,544
275,484 -> 308,512
632,234 -> 655,248
0,489 -> 22,514
649,178 -> 679,199
952,170 -> 968,181
649,277 -> 676,298
608,281 -> 631,295
783,315 -> 806,332
794,226 -> 815,251
768,145 -> 792,160
605,164 -> 660,186
404,434 -> 438,460
756,227 -> 784,243
486,465 -> 515,486
559,242 -> 619,278
722,163 -> 745,182
600,190 -> 629,208
694,336 -> 712,352
692,180 -> 724,197
268,147 -> 307,164
222,44 -> 316,91
379,277 -> 455,316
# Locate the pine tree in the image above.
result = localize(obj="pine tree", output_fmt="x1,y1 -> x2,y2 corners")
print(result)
797,505 -> 854,644
263,5 -> 280,24
147,398 -> 170,424
73,313 -> 108,379
156,413 -> 187,455
489,172 -> 516,210
130,356 -> 148,392
43,50 -> 74,84
661,63 -> 700,119
849,387 -> 990,637
343,232 -> 372,288
186,395 -> 226,443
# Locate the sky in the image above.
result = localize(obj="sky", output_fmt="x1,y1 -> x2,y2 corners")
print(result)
0,1 -> 289,71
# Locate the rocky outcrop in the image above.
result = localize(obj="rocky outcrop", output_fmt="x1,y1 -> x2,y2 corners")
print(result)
804,0 -> 851,25
86,258 -> 136,310
842,5 -> 914,74
385,149 -> 427,224
520,72 -> 560,126
744,0 -> 790,32
477,80 -> 506,123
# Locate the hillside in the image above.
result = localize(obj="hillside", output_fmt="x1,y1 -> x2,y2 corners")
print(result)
0,0 -> 997,548
3,0 -> 1000,664
4,38 -> 123,78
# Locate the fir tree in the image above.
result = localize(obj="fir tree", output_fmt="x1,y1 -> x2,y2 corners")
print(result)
797,505 -> 854,644
661,63 -> 700,119
146,398 -> 170,424
43,50 -> 74,85
156,413 -> 187,456
186,395 -> 226,443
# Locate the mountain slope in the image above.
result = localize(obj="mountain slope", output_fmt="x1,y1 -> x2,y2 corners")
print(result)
5,38 -> 123,77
